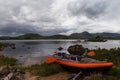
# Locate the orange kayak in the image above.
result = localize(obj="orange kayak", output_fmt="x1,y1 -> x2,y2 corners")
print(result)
45,57 -> 113,68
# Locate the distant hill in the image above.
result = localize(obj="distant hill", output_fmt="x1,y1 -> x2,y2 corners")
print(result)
14,33 -> 43,39
93,32 -> 120,38
0,32 -> 120,40
45,35 -> 69,39
0,36 -> 10,39
11,34 -> 68,39
70,31 -> 93,38
70,32 -> 120,39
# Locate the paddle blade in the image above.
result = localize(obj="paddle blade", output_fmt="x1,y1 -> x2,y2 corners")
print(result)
45,57 -> 56,64
87,51 -> 95,56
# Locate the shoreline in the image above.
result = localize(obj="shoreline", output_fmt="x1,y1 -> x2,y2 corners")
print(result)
0,65 -> 70,80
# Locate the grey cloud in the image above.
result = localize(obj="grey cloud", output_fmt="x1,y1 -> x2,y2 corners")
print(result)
39,16 -> 56,23
0,23 -> 37,36
0,22 -> 69,36
40,28 -> 69,36
68,0 -> 108,19
0,0 -> 120,36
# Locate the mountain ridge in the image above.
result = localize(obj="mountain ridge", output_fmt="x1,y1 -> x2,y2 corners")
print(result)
0,32 -> 120,39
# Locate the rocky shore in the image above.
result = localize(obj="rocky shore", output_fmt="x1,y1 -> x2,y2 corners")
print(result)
0,66 -> 70,80
0,66 -> 25,80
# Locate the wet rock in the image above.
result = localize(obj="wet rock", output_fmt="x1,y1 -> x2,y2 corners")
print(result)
27,47 -> 31,49
11,47 -> 16,49
57,47 -> 63,50
67,44 -> 85,56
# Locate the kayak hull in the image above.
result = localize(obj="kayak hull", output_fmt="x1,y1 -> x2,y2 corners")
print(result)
61,64 -> 112,73
45,57 -> 113,69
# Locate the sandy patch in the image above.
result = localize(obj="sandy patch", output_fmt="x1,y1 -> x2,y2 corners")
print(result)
25,72 -> 70,80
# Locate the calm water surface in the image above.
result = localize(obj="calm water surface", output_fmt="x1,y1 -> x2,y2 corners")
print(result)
0,40 -> 120,65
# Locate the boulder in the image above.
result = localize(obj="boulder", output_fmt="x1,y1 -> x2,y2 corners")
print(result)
67,44 -> 85,56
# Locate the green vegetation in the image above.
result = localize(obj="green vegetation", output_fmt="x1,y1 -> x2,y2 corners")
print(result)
0,55 -> 63,76
12,66 -> 26,72
66,46 -> 120,80
83,66 -> 120,80
13,34 -> 44,40
85,48 -> 120,80
1,45 -> 120,79
107,66 -> 120,79
0,34 -> 69,40
0,55 -> 17,66
87,36 -> 107,42
28,63 -> 63,76
90,48 -> 120,66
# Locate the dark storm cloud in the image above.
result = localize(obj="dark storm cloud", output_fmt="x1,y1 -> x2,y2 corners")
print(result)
0,23 -> 69,36
0,23 -> 37,36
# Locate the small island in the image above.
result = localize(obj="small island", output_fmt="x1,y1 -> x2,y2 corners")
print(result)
86,36 -> 107,42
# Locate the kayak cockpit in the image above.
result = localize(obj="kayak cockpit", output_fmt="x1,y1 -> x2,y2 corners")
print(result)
53,53 -> 107,63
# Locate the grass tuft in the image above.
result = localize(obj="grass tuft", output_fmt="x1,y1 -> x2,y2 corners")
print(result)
28,63 -> 63,76
0,55 -> 17,66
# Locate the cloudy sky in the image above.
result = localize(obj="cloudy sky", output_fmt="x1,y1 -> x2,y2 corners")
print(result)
0,0 -> 120,36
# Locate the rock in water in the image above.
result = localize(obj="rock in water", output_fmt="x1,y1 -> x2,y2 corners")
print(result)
67,44 -> 85,56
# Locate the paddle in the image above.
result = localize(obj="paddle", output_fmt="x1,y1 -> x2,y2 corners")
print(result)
45,57 -> 57,64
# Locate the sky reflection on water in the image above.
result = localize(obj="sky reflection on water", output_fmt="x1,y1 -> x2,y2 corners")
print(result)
0,40 -> 120,66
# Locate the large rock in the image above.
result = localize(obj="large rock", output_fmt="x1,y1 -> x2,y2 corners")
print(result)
0,66 -> 11,78
0,66 -> 25,80
67,44 -> 85,56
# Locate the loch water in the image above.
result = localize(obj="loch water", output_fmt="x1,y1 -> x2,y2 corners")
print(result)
0,40 -> 120,65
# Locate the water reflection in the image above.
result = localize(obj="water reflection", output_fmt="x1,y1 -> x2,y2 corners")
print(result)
0,40 -> 120,65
